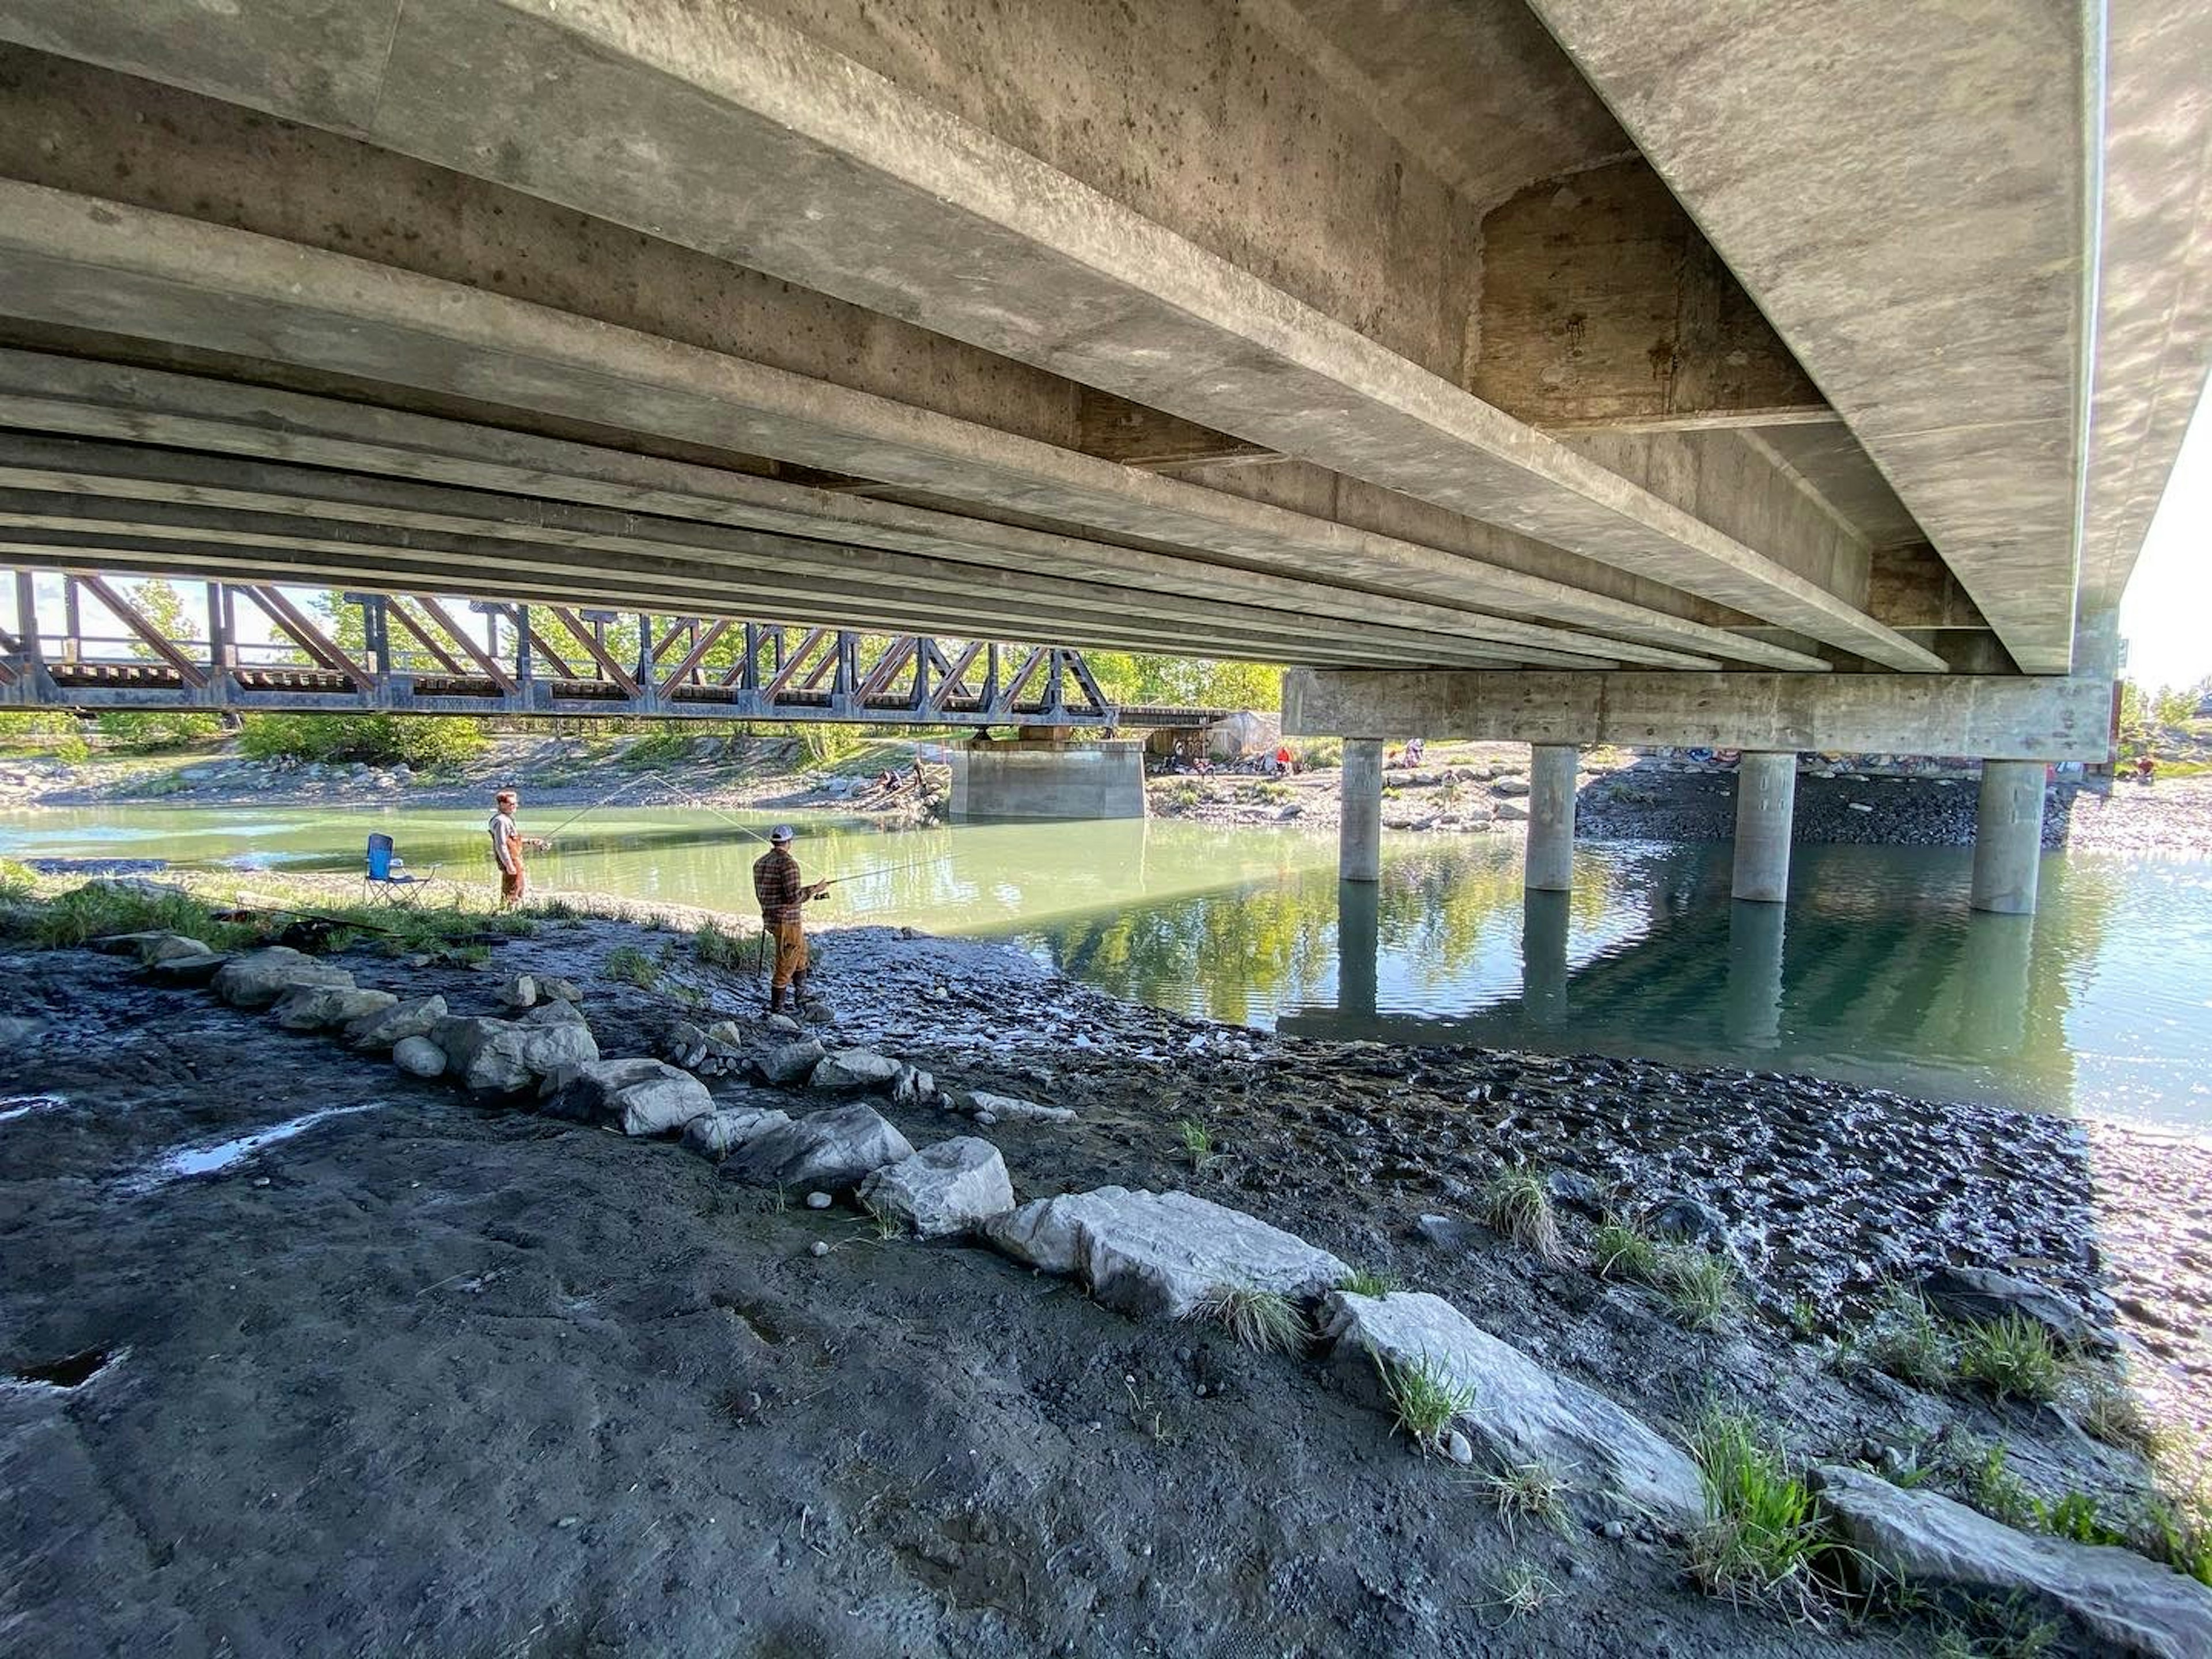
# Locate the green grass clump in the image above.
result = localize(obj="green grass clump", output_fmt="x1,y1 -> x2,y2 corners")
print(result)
1657,1248 -> 1743,1332
1592,1219 -> 1661,1282
1185,1284 -> 1307,1355
13,880 -> 253,952
2146,1499 -> 2212,1588
1957,1315 -> 2062,1405
603,945 -> 661,990
1482,1460 -> 1570,1541
1338,1267 -> 1399,1298
1930,1598 -> 2062,1659
1374,1351 -> 1475,1456
692,921 -> 752,971
2066,1366 -> 2163,1453
1684,1408 -> 1843,1619
1862,1282 -> 1956,1388
1478,1560 -> 1558,1624
2031,1490 -> 2122,1546
1480,1169 -> 1562,1262
1944,1438 -> 2037,1530
0,858 -> 39,902
1175,1116 -> 1216,1172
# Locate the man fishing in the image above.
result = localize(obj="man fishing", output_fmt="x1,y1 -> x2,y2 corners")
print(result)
488,788 -> 551,908
751,824 -> 830,1012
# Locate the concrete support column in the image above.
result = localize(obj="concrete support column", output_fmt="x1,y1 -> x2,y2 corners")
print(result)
1336,878 -> 1379,1020
1730,751 -> 1798,903
1521,888 -> 1571,1027
1340,738 -> 1384,884
1971,760 -> 2048,914
1525,744 -> 1579,892
1724,900 -> 1786,1048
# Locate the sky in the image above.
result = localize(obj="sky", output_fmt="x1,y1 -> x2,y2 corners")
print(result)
2116,386 -> 2212,692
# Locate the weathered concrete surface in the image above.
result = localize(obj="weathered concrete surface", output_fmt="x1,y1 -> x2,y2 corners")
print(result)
1813,1465 -> 2212,1658
1524,745 -> 1578,893
1285,669 -> 2115,762
1323,1290 -> 1706,1528
1532,0 -> 2212,675
1971,760 -> 2049,916
0,7 -> 1938,668
1339,737 -> 1382,884
950,741 -> 1146,823
1730,752 -> 1797,904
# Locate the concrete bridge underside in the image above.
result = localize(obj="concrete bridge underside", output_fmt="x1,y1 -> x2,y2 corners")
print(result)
0,0 -> 2206,902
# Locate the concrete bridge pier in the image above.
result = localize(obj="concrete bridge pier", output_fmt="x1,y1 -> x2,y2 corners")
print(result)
1731,752 -> 1798,903
949,736 -> 1147,821
1521,888 -> 1571,1027
1340,738 -> 1384,884
1724,900 -> 1787,1048
1970,760 -> 2049,915
1525,745 -> 1579,892
1336,876 -> 1380,1020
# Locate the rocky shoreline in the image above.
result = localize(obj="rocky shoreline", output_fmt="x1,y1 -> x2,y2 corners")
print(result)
2,876 -> 2207,1656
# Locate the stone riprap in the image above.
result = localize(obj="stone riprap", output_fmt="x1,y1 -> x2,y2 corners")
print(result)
431,1013 -> 600,1094
391,1035 -> 446,1078
1813,1465 -> 2212,1658
92,930 -> 215,963
756,1038 -> 825,1086
809,1049 -> 903,1090
1321,1290 -> 1706,1530
721,1103 -> 915,1192
858,1137 -> 1015,1238
984,1187 -> 1350,1320
346,994 -> 449,1051
211,948 -> 355,1009
541,1058 -> 714,1138
271,985 -> 397,1033
681,1106 -> 792,1158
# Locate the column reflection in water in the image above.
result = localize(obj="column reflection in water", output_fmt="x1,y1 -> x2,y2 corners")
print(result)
1336,876 -> 1380,1022
1521,887 -> 1571,1028
1724,898 -> 1787,1049
1957,910 -> 2035,1058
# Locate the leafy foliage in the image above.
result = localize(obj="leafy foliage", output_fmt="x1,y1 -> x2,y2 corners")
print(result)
238,713 -> 486,769
94,711 -> 225,750
1684,1408 -> 1846,1619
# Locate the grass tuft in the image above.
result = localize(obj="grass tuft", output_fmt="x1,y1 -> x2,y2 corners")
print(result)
2066,1366 -> 2163,1453
1956,1314 -> 2062,1405
692,921 -> 753,972
1480,1169 -> 1562,1262
1478,1560 -> 1558,1624
1657,1248 -> 1743,1332
1374,1351 -> 1474,1456
1861,1282 -> 1955,1388
1482,1460 -> 1570,1541
1684,1408 -> 1846,1620
1338,1267 -> 1399,1298
602,945 -> 661,990
1185,1284 -> 1307,1355
1175,1116 -> 1217,1172
1592,1219 -> 1661,1282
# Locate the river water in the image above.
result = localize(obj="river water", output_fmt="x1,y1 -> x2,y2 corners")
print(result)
5,804 -> 2207,1134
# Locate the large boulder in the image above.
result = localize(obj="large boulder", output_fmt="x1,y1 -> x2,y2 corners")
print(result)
271,984 -> 398,1033
808,1048 -> 902,1090
1813,1465 -> 2212,1658
983,1187 -> 1349,1320
681,1106 -> 793,1159
212,947 -> 354,1009
859,1137 -> 1016,1238
756,1037 -> 825,1086
346,994 -> 449,1051
1321,1290 -> 1705,1530
92,930 -> 215,964
721,1103 -> 914,1192
431,1014 -> 600,1093
1918,1266 -> 2105,1350
541,1059 -> 714,1137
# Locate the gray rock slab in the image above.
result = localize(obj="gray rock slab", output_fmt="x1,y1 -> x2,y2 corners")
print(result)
431,1014 -> 600,1093
721,1102 -> 915,1192
859,1137 -> 1015,1239
1919,1265 -> 2104,1349
146,952 -> 230,987
499,972 -> 538,1009
1321,1290 -> 1705,1530
212,947 -> 355,1009
346,994 -> 448,1051
756,1037 -> 825,1086
541,1058 -> 714,1137
809,1048 -> 902,1090
271,984 -> 397,1033
1813,1465 -> 2212,1658
393,1035 -> 446,1078
681,1106 -> 793,1159
953,1088 -> 1075,1124
93,930 -> 214,963
983,1187 -> 1350,1319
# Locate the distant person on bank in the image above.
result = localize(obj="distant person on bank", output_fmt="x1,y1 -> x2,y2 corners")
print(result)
488,789 -> 550,908
752,823 -> 828,1013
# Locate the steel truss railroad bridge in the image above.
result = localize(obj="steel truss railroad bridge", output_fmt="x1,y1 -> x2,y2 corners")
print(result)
0,571 -> 1224,731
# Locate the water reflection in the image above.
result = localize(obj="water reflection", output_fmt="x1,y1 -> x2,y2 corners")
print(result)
1,805 -> 2206,1129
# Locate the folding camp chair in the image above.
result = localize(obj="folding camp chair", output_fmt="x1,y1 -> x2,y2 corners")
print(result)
363,833 -> 435,905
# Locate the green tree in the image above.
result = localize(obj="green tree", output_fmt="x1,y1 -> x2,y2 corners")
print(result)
122,577 -> 190,658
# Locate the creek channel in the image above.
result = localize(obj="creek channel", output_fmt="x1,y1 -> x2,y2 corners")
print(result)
3,804 -> 2207,1135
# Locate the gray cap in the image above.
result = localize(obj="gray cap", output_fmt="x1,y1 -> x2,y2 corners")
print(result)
768,824 -> 795,843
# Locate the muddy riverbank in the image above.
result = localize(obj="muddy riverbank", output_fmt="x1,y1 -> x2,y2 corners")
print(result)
2,884 -> 2206,1656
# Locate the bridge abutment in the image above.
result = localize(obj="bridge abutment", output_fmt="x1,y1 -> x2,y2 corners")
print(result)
948,737 -> 1146,821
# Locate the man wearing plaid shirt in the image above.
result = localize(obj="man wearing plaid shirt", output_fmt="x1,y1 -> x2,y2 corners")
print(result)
751,824 -> 826,1013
